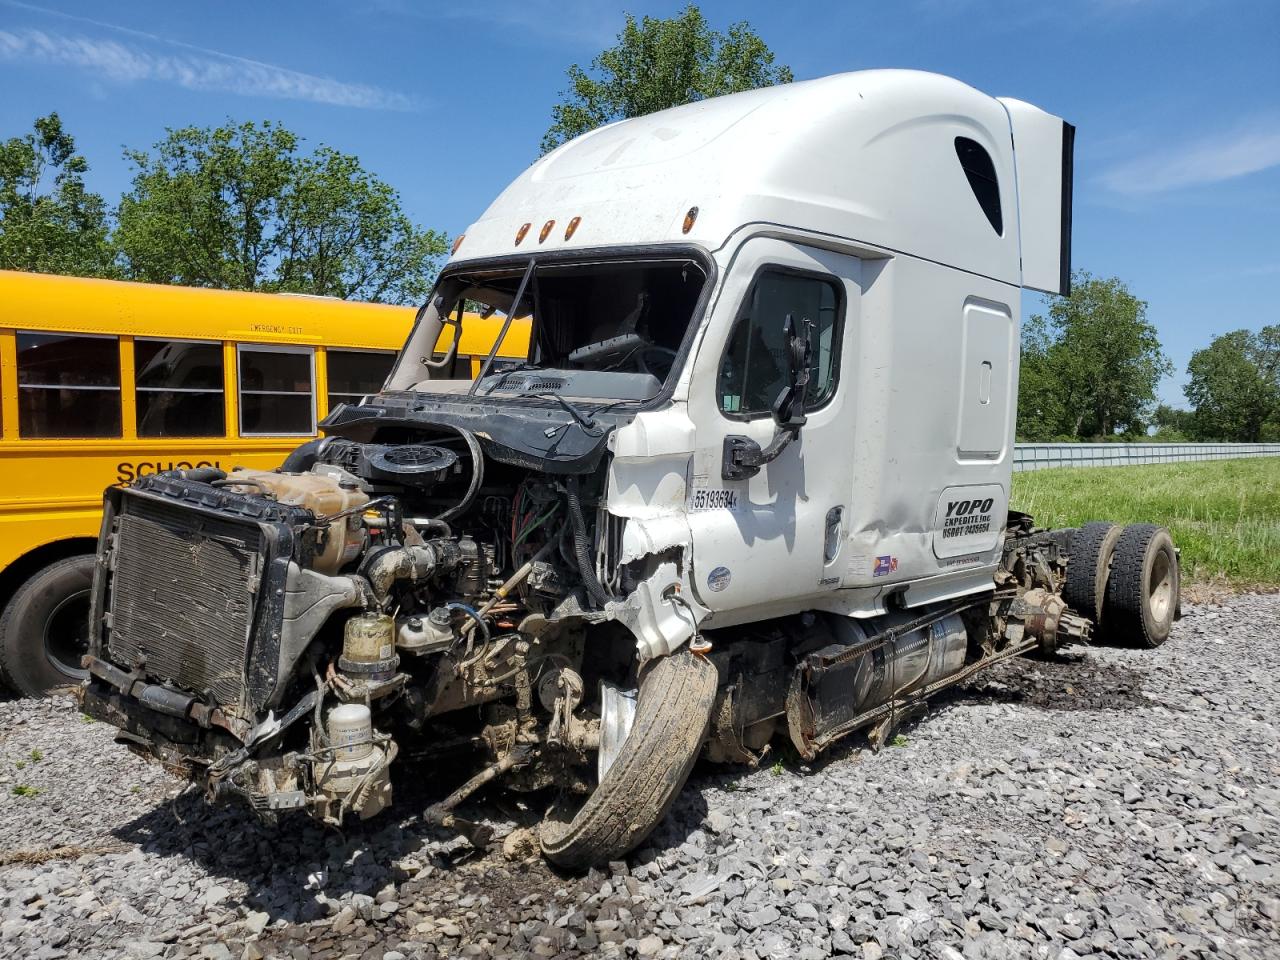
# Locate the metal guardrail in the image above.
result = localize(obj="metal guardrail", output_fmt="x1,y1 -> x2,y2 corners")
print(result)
1013,442 -> 1280,472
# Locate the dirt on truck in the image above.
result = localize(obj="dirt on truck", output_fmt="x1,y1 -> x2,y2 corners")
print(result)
78,69 -> 1180,870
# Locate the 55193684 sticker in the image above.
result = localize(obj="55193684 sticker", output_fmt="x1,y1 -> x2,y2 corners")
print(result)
689,486 -> 740,512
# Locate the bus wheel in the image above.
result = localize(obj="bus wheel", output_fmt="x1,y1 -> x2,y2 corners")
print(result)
0,556 -> 95,698
539,649 -> 718,870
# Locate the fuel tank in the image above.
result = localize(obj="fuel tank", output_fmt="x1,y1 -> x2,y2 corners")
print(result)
787,609 -> 970,759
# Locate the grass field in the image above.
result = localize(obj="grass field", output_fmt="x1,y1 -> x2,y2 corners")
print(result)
1011,457 -> 1280,587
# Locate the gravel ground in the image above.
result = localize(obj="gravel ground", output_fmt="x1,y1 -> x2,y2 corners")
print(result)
0,593 -> 1277,960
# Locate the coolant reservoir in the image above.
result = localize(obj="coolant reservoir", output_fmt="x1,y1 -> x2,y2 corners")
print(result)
225,467 -> 368,517
396,607 -> 454,655
224,468 -> 369,574
327,703 -> 373,761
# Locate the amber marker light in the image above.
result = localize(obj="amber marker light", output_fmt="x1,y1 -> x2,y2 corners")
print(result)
564,216 -> 582,241
682,206 -> 699,234
514,222 -> 531,245
538,219 -> 556,243
450,234 -> 465,254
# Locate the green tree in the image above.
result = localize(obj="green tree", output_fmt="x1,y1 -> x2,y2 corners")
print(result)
0,113 -> 115,277
1015,312 -> 1069,441
1183,327 -> 1280,441
1016,272 -> 1171,440
541,4 -> 792,153
275,148 -> 444,304
1150,403 -> 1196,440
116,120 -> 447,303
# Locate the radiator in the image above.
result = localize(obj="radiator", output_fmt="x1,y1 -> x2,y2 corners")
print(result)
105,495 -> 262,706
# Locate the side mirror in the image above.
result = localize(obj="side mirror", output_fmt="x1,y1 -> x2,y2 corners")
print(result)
724,313 -> 813,480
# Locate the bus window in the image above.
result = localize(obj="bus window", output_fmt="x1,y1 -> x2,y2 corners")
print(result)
135,339 -> 226,438
17,332 -> 122,438
327,348 -> 395,411
238,344 -> 315,436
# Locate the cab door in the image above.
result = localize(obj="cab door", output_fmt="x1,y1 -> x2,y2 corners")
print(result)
684,238 -> 861,616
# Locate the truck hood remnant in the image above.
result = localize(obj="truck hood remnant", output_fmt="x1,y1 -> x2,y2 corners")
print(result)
322,391 -> 636,474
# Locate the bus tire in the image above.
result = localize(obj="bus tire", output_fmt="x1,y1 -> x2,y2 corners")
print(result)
539,649 -> 718,870
0,555 -> 95,698
1063,521 -> 1121,631
1104,524 -> 1179,649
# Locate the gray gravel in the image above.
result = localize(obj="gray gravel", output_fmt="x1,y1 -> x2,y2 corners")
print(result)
0,593 -> 1277,959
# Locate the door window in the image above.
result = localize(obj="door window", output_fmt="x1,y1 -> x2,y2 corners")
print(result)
135,339 -> 225,438
16,332 -> 122,438
717,271 -> 842,417
238,345 -> 315,436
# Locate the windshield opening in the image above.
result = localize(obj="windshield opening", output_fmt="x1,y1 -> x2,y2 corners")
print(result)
409,256 -> 707,403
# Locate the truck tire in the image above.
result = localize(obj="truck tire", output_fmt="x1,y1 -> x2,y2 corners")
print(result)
540,649 -> 718,870
1104,524 -> 1179,649
1062,521 -> 1122,629
0,556 -> 95,698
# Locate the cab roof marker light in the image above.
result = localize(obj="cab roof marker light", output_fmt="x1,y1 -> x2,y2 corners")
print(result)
564,216 -> 581,241
514,222 -> 531,245
682,206 -> 699,234
538,219 -> 556,243
450,234 -> 465,254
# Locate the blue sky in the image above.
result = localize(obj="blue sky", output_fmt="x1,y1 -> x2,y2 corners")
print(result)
1,0 -> 1277,407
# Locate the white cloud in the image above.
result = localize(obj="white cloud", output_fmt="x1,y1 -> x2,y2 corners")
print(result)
0,27 -> 414,110
1100,122 -> 1280,194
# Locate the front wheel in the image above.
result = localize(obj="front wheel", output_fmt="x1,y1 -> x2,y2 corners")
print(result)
0,555 -> 95,698
540,649 -> 718,870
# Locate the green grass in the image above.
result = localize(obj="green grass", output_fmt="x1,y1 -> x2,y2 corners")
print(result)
10,785 -> 40,798
1012,457 -> 1280,587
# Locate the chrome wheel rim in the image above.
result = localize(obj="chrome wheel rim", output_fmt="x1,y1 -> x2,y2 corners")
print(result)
1148,550 -> 1174,624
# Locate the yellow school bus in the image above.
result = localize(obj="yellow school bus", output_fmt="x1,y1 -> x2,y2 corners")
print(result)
0,270 -> 527,697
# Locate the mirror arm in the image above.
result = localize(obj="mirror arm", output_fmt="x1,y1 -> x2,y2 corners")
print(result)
721,423 -> 801,481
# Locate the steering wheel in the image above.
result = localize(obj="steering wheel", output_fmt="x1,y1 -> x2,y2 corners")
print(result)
637,345 -> 677,380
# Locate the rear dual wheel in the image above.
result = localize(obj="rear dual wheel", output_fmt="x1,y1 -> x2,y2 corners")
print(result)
539,648 -> 718,870
1065,522 -> 1179,648
1104,524 -> 1179,649
1063,521 -> 1122,628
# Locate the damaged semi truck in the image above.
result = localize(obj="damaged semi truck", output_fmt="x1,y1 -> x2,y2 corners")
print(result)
80,70 -> 1180,869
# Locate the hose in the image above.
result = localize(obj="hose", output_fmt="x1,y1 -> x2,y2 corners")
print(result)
456,533 -> 562,676
281,437 -> 326,473
415,518 -> 452,538
439,424 -> 484,523
565,475 -> 613,608
445,602 -> 490,643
